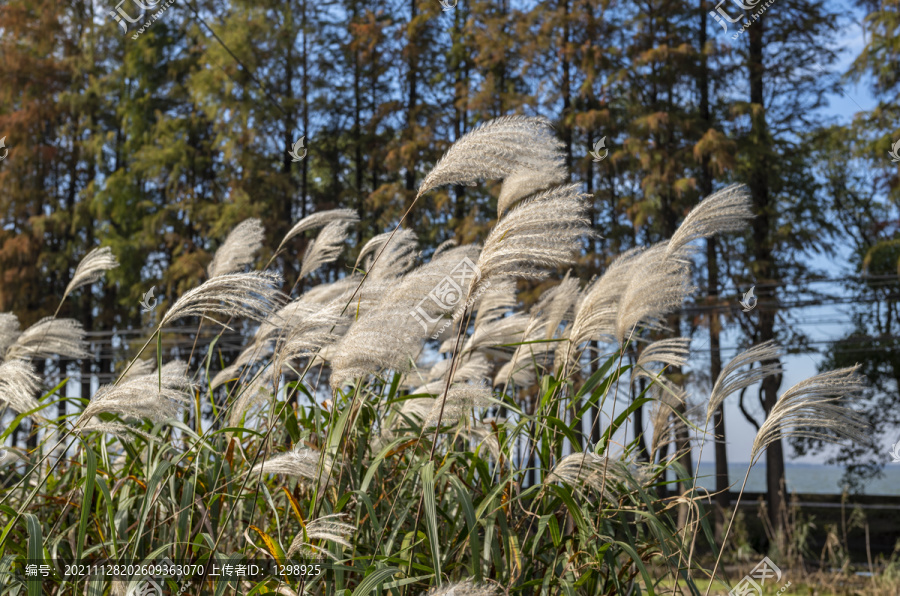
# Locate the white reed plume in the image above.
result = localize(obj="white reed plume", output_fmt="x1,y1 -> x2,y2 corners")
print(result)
228,368 -> 276,428
121,358 -> 156,381
248,444 -> 335,483
635,337 -> 691,379
614,243 -> 695,345
456,312 -> 529,358
300,220 -> 352,279
78,420 -> 157,442
544,452 -> 635,501
417,115 -> 564,197
277,208 -> 359,254
649,381 -> 689,456
411,354 -> 490,395
159,271 -> 286,327
424,383 -> 493,427
498,162 -> 568,217
78,360 -> 194,423
420,580 -> 499,596
287,513 -> 355,559
62,246 -> 119,302
0,360 -> 42,416
750,366 -> 867,464
460,419 -> 506,462
666,184 -> 753,258
329,246 -> 480,388
706,341 -> 782,425
562,247 -> 644,363
5,317 -> 89,361
207,218 -> 265,278
470,184 -> 593,295
0,447 -> 23,468
0,313 -> 21,355
432,238 -> 458,260
355,228 -> 419,279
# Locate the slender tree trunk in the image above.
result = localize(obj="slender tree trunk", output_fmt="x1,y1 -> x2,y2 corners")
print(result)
405,0 -> 418,193
747,16 -> 785,551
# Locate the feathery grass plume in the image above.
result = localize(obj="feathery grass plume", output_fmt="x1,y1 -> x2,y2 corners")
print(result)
417,115 -> 564,197
228,368 -> 275,428
5,317 -> 89,360
121,358 -> 156,381
62,246 -> 119,302
300,220 -> 352,278
649,381 -> 689,456
207,219 -> 265,278
706,340 -> 782,425
470,184 -> 593,296
750,366 -> 867,464
0,313 -> 21,355
432,238 -> 458,260
78,420 -> 157,442
159,271 -> 286,327
456,312 -> 529,358
287,513 -> 355,559
277,208 -> 359,254
666,184 -> 752,258
424,383 -> 493,426
329,245 -> 480,389
614,243 -> 695,345
460,419 -> 506,461
420,580 -> 499,596
497,162 -> 568,217
0,447 -> 23,468
248,444 -> 335,483
471,280 -> 517,330
0,360 -> 42,415
544,452 -> 634,501
355,228 -> 419,279
635,337 -> 691,378
411,353 -> 490,395
561,247 -> 644,364
78,360 -> 194,424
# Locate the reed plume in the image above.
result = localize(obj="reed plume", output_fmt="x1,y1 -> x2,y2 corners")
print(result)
287,513 -> 355,558
277,208 -> 359,254
62,246 -> 119,302
424,383 -> 493,426
5,317 -> 89,361
706,340 -> 782,425
417,115 -> 565,198
248,444 -> 335,483
498,164 -> 568,217
0,313 -> 21,356
159,271 -> 286,327
355,228 -> 418,279
545,452 -> 635,501
750,366 -> 867,463
329,246 -> 480,388
635,337 -> 691,378
0,360 -> 42,416
300,220 -> 352,279
665,184 -> 752,258
207,218 -> 265,278
78,360 -> 194,424
470,184 -> 593,295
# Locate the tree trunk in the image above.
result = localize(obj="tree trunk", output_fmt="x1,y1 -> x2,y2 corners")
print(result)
747,16 -> 785,550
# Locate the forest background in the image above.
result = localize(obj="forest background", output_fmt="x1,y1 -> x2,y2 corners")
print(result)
0,0 -> 899,527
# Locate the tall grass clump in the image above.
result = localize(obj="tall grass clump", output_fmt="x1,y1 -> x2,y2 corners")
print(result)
0,115 -> 868,596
